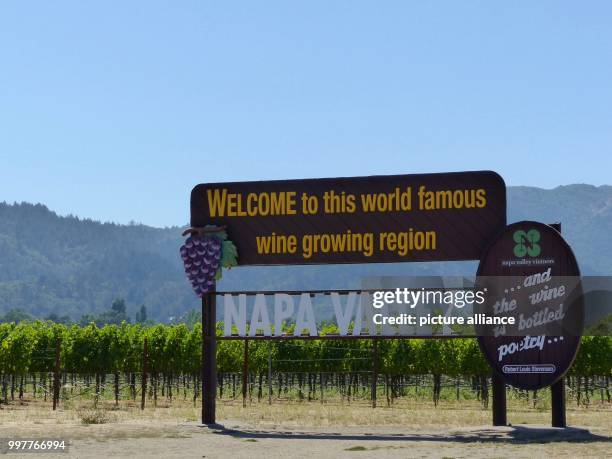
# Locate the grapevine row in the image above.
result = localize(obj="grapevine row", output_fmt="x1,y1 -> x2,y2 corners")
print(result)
1,322 -> 609,378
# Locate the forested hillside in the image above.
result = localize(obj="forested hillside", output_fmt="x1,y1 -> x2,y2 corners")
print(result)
1,184 -> 611,322
0,203 -> 190,321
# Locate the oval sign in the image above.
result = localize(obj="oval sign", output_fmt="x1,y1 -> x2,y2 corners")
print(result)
476,221 -> 584,390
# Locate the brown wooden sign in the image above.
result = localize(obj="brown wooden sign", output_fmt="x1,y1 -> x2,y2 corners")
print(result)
477,221 -> 584,390
190,171 -> 506,265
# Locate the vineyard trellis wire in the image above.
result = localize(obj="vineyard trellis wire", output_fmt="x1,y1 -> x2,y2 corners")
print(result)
0,321 -> 610,409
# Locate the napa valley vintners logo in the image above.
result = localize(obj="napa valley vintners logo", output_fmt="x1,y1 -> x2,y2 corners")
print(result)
513,229 -> 541,257
501,228 -> 552,267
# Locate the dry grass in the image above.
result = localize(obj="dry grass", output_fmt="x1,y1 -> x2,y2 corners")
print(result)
219,399 -> 611,430
0,397 -> 609,458
1,396 -> 609,431
76,407 -> 117,424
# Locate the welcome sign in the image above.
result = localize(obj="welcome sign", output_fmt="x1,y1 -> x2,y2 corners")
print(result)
190,171 -> 506,265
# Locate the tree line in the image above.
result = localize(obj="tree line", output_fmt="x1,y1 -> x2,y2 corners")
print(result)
0,299 -> 150,328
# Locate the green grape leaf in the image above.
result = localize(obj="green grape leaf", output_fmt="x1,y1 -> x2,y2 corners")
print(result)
221,239 -> 238,268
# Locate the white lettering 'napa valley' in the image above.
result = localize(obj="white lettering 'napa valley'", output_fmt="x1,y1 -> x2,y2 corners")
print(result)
331,292 -> 362,336
273,293 -> 294,336
223,294 -> 247,336
223,292 -> 369,337
295,293 -> 318,336
250,294 -> 272,336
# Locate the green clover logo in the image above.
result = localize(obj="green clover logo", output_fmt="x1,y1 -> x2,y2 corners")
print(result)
513,229 -> 541,257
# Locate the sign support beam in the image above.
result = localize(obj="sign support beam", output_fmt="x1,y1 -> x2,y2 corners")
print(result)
551,379 -> 566,427
492,374 -> 507,426
549,222 -> 567,428
201,285 -> 217,425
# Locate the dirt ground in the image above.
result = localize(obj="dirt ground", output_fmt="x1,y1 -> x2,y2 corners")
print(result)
0,400 -> 610,458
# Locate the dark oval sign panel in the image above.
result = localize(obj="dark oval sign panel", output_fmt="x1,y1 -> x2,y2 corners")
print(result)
477,221 -> 584,390
191,171 -> 506,265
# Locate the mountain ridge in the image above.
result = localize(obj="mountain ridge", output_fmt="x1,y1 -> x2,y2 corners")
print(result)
1,184 -> 611,321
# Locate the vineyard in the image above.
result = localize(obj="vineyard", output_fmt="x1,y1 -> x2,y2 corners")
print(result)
0,321 -> 610,410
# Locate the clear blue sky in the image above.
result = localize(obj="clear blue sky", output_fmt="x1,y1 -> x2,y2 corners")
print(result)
2,1 -> 611,227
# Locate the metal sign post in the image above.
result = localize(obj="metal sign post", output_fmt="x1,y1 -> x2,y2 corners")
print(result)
201,285 -> 217,425
549,223 -> 566,428
491,375 -> 507,426
551,379 -> 566,427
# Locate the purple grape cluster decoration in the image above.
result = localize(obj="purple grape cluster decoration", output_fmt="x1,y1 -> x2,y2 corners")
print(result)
180,234 -> 222,297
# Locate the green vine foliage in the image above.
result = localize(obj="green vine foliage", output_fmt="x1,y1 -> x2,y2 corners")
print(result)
0,321 -> 609,379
